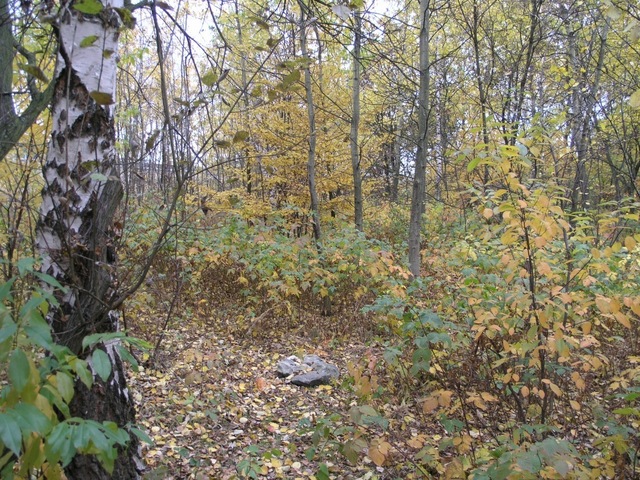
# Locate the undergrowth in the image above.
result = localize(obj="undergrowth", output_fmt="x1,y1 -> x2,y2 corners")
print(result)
122,151 -> 640,478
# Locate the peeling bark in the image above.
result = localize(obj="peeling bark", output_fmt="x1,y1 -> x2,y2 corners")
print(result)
36,2 -> 140,478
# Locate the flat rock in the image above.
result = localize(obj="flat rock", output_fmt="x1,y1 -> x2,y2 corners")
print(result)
276,354 -> 340,387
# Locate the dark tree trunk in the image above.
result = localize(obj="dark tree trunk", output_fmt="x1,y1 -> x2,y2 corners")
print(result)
408,0 -> 431,278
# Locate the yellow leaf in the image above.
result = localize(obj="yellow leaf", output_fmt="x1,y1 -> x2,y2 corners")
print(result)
570,400 -> 581,411
538,262 -> 552,276
625,235 -> 637,251
521,386 -> 530,397
549,382 -> 562,397
610,297 -> 621,314
534,236 -> 547,248
614,311 -> 631,329
571,372 -> 586,390
556,292 -> 571,304
89,91 -> 115,105
482,208 -> 494,219
595,296 -> 610,313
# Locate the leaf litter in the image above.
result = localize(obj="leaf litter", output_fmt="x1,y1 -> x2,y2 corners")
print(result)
128,313 -> 425,479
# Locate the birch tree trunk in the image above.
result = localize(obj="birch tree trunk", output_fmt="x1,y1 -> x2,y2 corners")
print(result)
36,1 -> 140,477
408,0 -> 430,278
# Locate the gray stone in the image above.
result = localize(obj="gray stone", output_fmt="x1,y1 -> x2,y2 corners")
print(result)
276,356 -> 304,378
275,354 -> 340,387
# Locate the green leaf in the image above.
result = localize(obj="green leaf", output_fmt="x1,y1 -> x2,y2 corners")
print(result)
89,91 -> 114,105
9,350 -> 30,393
0,278 -> 15,303
0,413 -> 22,456
16,258 -> 36,276
250,16 -> 270,31
0,451 -> 14,475
82,331 -> 125,350
18,63 -> 49,82
305,446 -> 316,461
33,271 -> 66,291
130,426 -> 153,445
467,157 -> 481,172
0,319 -> 17,344
145,129 -> 160,152
24,311 -> 53,348
605,5 -> 622,20
91,349 -> 112,382
103,421 -> 129,445
114,7 -> 136,28
630,89 -> 640,109
45,422 -> 76,466
117,344 -> 139,371
56,371 -> 75,404
80,35 -> 99,47
71,358 -> 93,388
12,403 -> 52,436
281,70 -> 300,88
40,384 -> 71,419
316,463 -> 330,480
202,70 -> 219,87
72,0 -> 103,14
86,422 -> 111,453
232,131 -> 250,144
613,407 -> 639,415
73,422 -> 90,449
342,438 -> 365,464
90,172 -> 109,182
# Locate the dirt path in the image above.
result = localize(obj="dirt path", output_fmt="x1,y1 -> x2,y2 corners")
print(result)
128,318 -> 411,479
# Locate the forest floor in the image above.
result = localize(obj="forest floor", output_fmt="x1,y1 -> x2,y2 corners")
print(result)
128,309 -> 428,480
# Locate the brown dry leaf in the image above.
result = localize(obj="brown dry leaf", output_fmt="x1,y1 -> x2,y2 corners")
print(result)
480,391 -> 498,402
255,377 -> 268,391
444,457 -> 465,479
439,390 -> 453,407
368,440 -> 392,467
407,435 -> 425,449
423,396 -> 439,413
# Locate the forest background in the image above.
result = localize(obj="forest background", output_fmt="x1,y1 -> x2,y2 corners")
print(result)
0,0 -> 640,478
